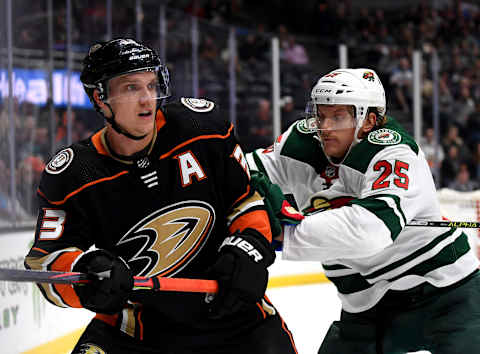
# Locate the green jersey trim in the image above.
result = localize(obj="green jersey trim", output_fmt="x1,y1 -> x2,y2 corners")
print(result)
343,117 -> 419,173
280,123 -> 330,174
326,230 -> 467,295
322,263 -> 350,271
388,232 -> 470,281
328,272 -> 372,294
365,227 -> 457,280
348,194 -> 406,241
252,151 -> 268,175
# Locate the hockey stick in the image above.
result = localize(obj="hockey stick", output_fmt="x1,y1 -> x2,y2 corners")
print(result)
0,268 -> 218,293
407,220 -> 480,228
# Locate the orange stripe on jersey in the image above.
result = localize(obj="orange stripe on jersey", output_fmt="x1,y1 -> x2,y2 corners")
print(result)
38,171 -> 128,205
95,313 -> 119,327
281,314 -> 298,354
50,250 -> 83,272
256,302 -> 267,319
32,247 -> 49,255
156,109 -> 166,130
137,308 -> 144,340
229,210 -> 272,242
232,184 -> 250,207
261,295 -> 298,353
159,124 -> 234,160
91,128 -> 109,156
50,250 -> 83,308
53,283 -> 82,308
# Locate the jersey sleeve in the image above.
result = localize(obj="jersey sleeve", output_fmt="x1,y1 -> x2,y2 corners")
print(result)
220,125 -> 272,242
283,144 -> 439,262
24,150 -> 96,309
246,123 -> 297,194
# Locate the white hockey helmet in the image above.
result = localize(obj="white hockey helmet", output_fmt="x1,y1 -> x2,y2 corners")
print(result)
307,68 -> 386,134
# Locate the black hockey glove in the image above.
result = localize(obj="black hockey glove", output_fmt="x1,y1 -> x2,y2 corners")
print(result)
250,171 -> 304,239
207,230 -> 276,319
72,249 -> 133,314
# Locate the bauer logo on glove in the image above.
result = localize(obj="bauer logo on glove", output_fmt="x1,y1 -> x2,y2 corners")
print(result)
219,235 -> 263,262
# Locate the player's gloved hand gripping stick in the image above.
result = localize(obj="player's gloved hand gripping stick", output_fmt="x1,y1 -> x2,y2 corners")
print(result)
0,267 -> 218,292
207,231 -> 276,319
0,250 -> 218,309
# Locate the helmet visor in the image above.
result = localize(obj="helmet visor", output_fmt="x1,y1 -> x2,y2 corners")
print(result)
105,68 -> 170,104
304,101 -> 356,132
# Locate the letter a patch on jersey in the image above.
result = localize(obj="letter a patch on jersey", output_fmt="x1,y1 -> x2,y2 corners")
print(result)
174,151 -> 206,187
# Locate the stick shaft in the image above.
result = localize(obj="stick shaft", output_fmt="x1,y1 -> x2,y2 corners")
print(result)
408,220 -> 480,228
0,268 -> 218,293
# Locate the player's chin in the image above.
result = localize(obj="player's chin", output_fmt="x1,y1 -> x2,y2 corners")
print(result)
322,140 -> 337,152
133,122 -> 155,136
323,144 -> 344,158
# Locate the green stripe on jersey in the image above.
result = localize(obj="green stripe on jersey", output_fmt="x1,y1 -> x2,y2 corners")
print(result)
344,117 -> 419,173
327,272 -> 373,294
326,230 -> 467,295
348,194 -> 406,240
323,263 -> 350,271
252,151 -> 268,175
364,227 -> 457,280
389,232 -> 470,282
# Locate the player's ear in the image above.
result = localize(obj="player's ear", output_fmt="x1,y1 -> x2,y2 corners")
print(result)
363,112 -> 377,132
93,90 -> 112,118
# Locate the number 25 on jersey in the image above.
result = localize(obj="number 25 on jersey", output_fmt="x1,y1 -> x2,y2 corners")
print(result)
372,160 -> 410,190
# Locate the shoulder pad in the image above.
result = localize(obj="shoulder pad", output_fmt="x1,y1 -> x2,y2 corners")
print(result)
344,117 -> 419,173
296,118 -> 317,135
162,99 -> 230,136
39,141 -> 107,202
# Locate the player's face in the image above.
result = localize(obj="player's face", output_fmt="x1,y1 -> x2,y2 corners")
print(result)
106,71 -> 158,137
316,105 -> 356,159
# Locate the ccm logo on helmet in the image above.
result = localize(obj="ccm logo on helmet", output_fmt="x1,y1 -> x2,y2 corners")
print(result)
220,236 -> 263,262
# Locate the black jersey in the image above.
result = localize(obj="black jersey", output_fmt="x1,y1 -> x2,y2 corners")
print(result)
25,99 -> 274,345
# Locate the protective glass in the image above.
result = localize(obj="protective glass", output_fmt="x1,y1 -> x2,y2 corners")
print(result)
304,101 -> 356,131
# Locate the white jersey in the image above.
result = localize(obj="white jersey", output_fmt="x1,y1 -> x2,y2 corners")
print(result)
247,117 -> 479,313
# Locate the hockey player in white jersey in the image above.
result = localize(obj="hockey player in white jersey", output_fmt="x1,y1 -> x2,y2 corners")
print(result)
247,68 -> 480,353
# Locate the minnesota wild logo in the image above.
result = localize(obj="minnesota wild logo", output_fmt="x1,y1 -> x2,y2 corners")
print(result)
297,118 -> 317,134
367,128 -> 402,145
303,196 -> 354,215
363,71 -> 375,81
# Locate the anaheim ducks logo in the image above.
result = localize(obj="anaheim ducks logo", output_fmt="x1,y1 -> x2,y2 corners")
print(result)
180,97 -> 215,112
45,148 -> 74,174
303,196 -> 354,215
117,200 -> 215,277
78,343 -> 106,354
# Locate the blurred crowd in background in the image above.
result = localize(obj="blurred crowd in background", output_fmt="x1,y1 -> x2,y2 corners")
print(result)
1,0 -> 480,225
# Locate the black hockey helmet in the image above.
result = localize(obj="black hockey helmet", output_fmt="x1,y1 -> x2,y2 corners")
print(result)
81,38 -> 170,103
80,38 -> 170,140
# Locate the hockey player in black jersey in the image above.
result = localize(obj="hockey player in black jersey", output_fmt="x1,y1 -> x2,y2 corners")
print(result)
24,38 -> 297,354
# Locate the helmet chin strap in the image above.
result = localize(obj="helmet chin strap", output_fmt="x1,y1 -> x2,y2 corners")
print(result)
103,101 -> 148,141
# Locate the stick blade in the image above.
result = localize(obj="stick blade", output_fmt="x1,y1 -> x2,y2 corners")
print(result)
0,268 -> 89,284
